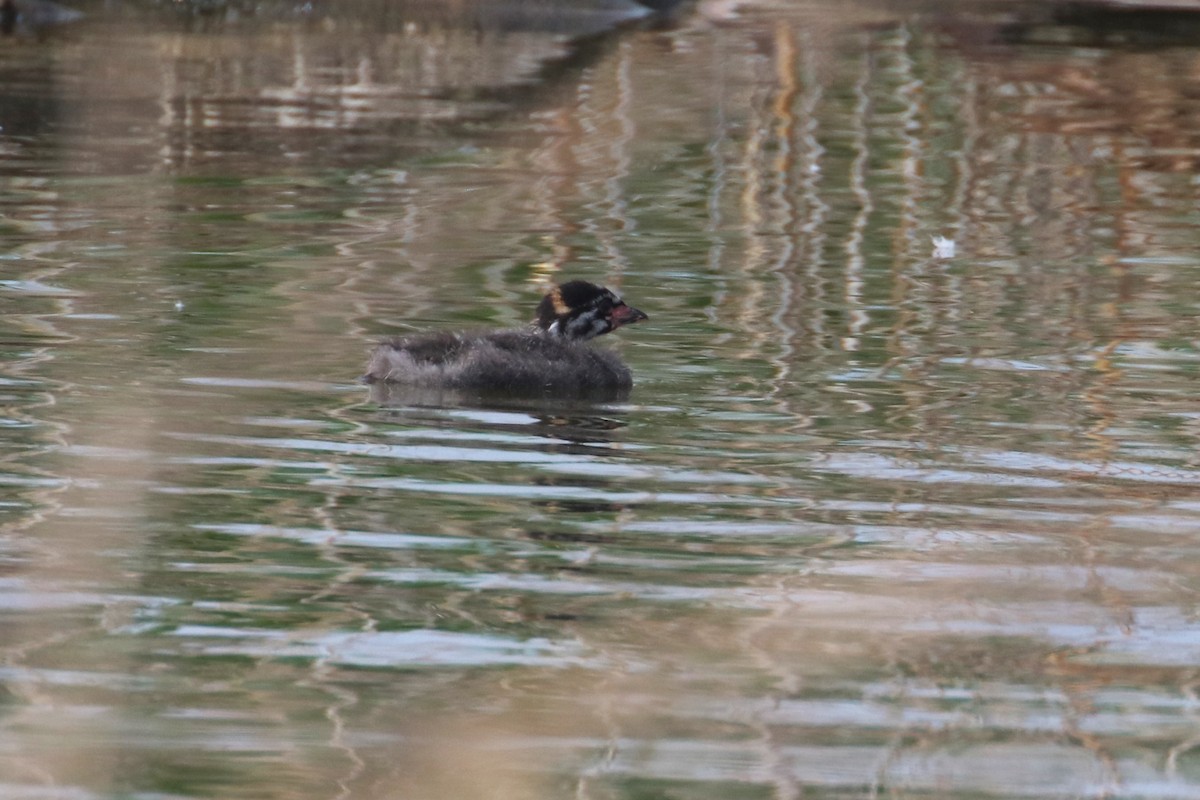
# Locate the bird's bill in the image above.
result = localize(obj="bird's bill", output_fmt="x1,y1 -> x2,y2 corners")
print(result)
610,304 -> 648,329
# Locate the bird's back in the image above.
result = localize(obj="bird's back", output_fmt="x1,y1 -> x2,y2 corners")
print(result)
365,328 -> 632,395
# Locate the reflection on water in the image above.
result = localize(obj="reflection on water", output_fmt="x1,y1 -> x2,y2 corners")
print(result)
3,0 -> 1200,798
367,380 -> 634,408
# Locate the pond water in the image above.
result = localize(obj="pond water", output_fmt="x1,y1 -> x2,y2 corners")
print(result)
3,0 -> 1200,797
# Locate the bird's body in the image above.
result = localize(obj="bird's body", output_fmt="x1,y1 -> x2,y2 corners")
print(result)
365,281 -> 646,397
365,328 -> 635,394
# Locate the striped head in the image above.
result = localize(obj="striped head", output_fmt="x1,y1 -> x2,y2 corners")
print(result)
535,281 -> 648,341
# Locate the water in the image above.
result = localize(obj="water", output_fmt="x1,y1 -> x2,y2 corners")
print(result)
3,0 -> 1200,797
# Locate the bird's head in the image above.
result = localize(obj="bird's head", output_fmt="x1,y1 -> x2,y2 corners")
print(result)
535,281 -> 648,341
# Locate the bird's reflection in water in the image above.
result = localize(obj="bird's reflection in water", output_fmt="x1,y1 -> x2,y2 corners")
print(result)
366,383 -> 639,557
367,380 -> 633,448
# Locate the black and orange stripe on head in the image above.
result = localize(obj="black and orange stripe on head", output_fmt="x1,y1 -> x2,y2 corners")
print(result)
549,286 -> 570,316
537,281 -> 606,330
535,281 -> 645,340
536,285 -> 565,330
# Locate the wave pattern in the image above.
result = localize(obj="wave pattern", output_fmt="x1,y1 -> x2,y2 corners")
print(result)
1,2 -> 1200,798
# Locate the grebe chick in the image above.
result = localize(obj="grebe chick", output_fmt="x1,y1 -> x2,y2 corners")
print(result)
364,281 -> 647,396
